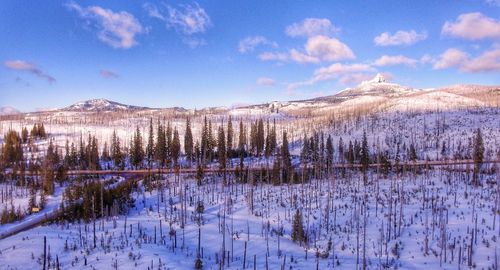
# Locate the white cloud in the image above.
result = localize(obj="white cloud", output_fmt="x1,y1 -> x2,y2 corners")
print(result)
303,35 -> 355,62
288,63 -> 373,90
66,1 -> 145,49
259,36 -> 354,64
100,69 -> 119,79
256,77 -> 276,86
313,63 -> 373,82
258,52 -> 289,62
433,48 -> 470,69
166,3 -> 211,35
462,48 -> 500,72
4,60 -> 55,83
433,47 -> 500,72
143,2 -> 164,20
239,36 -> 277,54
374,30 -> 427,46
373,55 -> 418,67
285,18 -> 340,38
289,49 -> 320,64
442,12 -> 500,40
420,54 -> 434,64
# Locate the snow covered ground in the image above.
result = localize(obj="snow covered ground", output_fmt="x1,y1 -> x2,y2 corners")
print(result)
0,170 -> 498,269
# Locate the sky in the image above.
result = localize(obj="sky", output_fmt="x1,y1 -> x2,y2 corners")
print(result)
0,0 -> 499,112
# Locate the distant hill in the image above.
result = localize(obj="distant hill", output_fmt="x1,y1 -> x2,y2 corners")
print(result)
0,106 -> 20,116
62,98 -> 150,112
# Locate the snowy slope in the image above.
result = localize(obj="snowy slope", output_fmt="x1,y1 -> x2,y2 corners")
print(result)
62,98 -> 150,112
0,106 -> 20,116
335,73 -> 417,98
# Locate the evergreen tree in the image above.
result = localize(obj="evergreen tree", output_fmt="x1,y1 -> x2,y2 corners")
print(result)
146,118 -> 155,166
265,120 -> 271,158
155,120 -> 167,167
300,134 -> 310,165
21,127 -> 28,143
361,132 -> 369,169
338,137 -> 344,163
217,125 -> 226,170
201,116 -> 209,163
42,161 -> 55,195
472,128 -> 484,185
238,119 -> 246,152
166,122 -> 173,166
2,130 -> 23,166
130,126 -> 144,168
409,143 -> 417,162
257,119 -> 265,156
226,116 -> 233,158
347,140 -> 354,165
78,134 -> 86,169
292,209 -> 305,245
361,131 -> 370,183
111,130 -> 123,169
208,120 -> 215,160
171,127 -> 181,166
281,131 -> 292,183
184,118 -> 194,167
326,135 -> 334,173
102,141 -> 110,162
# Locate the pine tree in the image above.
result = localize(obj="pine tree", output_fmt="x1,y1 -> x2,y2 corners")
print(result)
257,119 -> 265,156
111,130 -> 123,169
2,130 -> 23,166
265,120 -> 271,158
338,137 -> 344,163
184,118 -> 194,167
130,126 -> 144,168
326,135 -> 334,173
238,119 -> 246,153
292,209 -> 305,245
361,131 -> 370,178
166,122 -> 173,166
201,116 -> 209,163
227,116 -> 233,158
102,141 -> 110,162
42,161 -> 55,195
171,127 -> 181,167
360,132 -> 370,172
21,127 -> 28,143
271,158 -> 281,185
281,131 -> 292,183
208,120 -> 215,161
347,140 -> 354,165
155,119 -> 167,167
300,134 -> 310,165
78,134 -> 86,169
409,143 -> 417,162
472,128 -> 484,185
217,125 -> 226,170
146,118 -> 155,166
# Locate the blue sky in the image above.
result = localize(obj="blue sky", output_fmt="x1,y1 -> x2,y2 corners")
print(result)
0,0 -> 499,111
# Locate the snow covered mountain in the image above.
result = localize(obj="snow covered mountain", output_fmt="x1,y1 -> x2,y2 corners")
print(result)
0,106 -> 20,116
63,98 -> 149,112
329,73 -> 417,98
229,74 -> 498,116
12,77 -> 500,117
